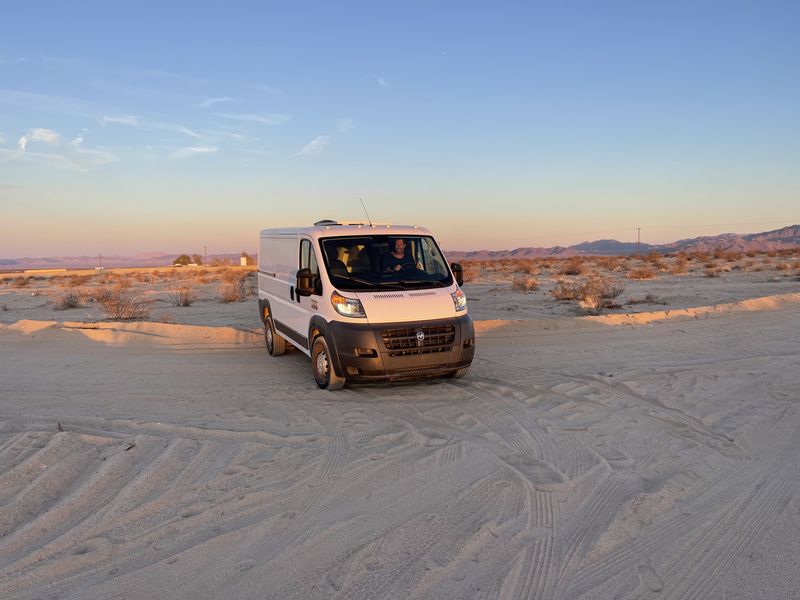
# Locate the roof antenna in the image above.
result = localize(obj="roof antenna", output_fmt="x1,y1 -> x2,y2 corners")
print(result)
359,197 -> 373,227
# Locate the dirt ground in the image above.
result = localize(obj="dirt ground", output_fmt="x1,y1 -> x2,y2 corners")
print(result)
1,261 -> 799,599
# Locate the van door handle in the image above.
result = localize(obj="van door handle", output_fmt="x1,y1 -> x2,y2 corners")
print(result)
290,286 -> 294,301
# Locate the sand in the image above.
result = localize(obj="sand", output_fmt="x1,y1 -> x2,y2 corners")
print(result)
1,266 -> 799,599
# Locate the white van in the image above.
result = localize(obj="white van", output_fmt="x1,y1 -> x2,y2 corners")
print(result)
257,220 -> 475,389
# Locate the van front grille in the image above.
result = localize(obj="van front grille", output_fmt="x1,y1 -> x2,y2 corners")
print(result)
381,324 -> 455,356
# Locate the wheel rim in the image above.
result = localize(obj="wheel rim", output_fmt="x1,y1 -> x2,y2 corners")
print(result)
315,348 -> 329,382
265,322 -> 273,350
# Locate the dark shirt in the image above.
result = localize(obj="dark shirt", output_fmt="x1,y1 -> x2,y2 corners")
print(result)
382,252 -> 416,271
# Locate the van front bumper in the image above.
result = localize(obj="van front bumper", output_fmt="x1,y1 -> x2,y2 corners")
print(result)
327,315 -> 475,382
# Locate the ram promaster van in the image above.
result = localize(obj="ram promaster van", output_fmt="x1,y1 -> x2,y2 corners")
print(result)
257,220 -> 475,390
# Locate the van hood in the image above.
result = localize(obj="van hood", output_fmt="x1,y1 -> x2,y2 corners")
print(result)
354,289 -> 460,323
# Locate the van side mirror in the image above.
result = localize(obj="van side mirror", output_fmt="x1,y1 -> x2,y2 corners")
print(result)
450,262 -> 464,286
296,268 -> 315,296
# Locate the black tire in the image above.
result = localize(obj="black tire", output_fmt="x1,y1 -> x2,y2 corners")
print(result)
311,335 -> 345,390
447,366 -> 470,379
265,315 -> 285,357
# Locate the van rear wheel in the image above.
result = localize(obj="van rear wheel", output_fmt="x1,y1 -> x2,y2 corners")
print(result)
265,316 -> 285,356
312,336 -> 345,390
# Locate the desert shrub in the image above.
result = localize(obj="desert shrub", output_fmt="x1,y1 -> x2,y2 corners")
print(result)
551,277 -> 624,314
512,275 -> 539,292
627,267 -> 656,280
515,259 -> 539,275
221,269 -> 246,283
689,251 -> 710,262
745,250 -> 758,258
461,261 -> 480,282
167,284 -> 199,307
775,262 -> 791,271
551,279 -> 581,301
594,257 -> 620,271
53,290 -> 83,310
218,276 -> 249,303
642,250 -> 664,269
723,250 -> 743,262
670,254 -> 689,274
97,286 -> 151,320
559,256 -> 586,276
704,267 -> 721,278
62,274 -> 93,287
11,276 -> 31,288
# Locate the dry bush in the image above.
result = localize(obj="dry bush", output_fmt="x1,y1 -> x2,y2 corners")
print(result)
704,267 -> 721,278
512,275 -> 539,292
551,279 -> 581,301
461,261 -> 480,283
690,251 -> 710,262
627,267 -> 656,280
515,259 -> 539,275
221,268 -> 246,283
97,285 -> 151,320
723,250 -> 743,262
53,290 -> 83,310
218,275 -> 249,303
551,277 -> 624,314
559,256 -> 586,276
594,257 -> 620,271
670,254 -> 689,274
62,274 -> 93,287
11,276 -> 31,288
775,262 -> 791,271
644,250 -> 663,264
167,284 -> 199,307
745,250 -> 758,258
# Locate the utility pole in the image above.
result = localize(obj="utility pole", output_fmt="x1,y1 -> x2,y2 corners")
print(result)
636,228 -> 641,258
203,246 -> 207,265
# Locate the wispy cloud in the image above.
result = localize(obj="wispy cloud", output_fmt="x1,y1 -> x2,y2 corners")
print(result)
216,113 -> 291,126
169,145 -> 218,160
377,77 -> 390,89
250,83 -> 284,98
195,96 -> 232,108
2,133 -> 116,171
100,115 -> 139,126
336,118 -> 355,134
0,89 -> 101,119
18,128 -> 60,153
295,135 -> 330,156
153,122 -> 202,139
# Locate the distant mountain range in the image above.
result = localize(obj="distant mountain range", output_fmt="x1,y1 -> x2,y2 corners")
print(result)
2,225 -> 799,271
446,225 -> 800,261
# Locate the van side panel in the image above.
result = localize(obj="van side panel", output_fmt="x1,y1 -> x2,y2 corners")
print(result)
259,236 -> 305,350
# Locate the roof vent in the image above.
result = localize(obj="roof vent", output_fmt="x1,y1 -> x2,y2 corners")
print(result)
314,219 -> 339,226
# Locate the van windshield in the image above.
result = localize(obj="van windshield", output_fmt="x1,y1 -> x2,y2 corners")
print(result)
320,235 -> 454,291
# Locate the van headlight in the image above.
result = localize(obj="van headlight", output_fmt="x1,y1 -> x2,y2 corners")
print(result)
331,291 -> 366,318
451,288 -> 467,312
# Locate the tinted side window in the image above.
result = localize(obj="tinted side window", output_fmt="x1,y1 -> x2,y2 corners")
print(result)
300,239 -> 321,294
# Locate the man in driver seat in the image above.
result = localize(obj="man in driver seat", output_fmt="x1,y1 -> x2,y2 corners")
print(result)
382,238 -> 419,272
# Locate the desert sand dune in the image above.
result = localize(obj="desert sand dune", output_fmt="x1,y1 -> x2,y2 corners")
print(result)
1,282 -> 799,598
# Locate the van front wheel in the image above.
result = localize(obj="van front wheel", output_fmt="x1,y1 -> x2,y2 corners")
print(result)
312,336 -> 345,390
265,316 -> 285,357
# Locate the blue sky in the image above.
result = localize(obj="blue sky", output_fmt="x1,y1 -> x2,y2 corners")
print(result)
1,1 -> 799,255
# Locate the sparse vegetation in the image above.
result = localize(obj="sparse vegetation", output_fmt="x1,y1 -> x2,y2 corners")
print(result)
550,277 -> 624,314
512,275 -> 539,292
167,284 -> 199,307
97,285 -> 151,320
670,253 -> 689,274
559,256 -> 586,276
627,267 -> 656,280
11,277 -> 31,289
53,290 -> 83,310
627,293 -> 667,305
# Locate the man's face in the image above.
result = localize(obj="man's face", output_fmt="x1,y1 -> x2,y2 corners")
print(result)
394,239 -> 405,254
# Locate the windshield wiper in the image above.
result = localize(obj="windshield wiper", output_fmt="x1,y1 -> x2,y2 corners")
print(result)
333,275 -> 380,288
